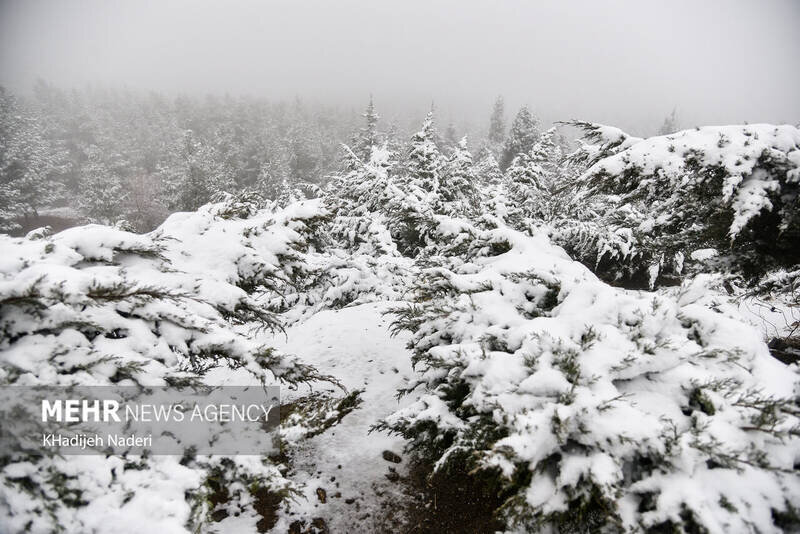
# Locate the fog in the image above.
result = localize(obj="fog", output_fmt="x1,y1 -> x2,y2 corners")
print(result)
1,0 -> 799,133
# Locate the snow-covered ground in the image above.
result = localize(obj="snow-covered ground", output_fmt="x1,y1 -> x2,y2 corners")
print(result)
264,303 -> 417,532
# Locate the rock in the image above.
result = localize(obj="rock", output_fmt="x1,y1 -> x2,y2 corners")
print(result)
385,468 -> 400,482
289,518 -> 329,534
311,518 -> 329,533
316,487 -> 327,503
382,450 -> 402,463
345,497 -> 356,504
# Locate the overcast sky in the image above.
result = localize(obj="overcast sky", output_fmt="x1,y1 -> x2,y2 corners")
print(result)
1,0 -> 798,133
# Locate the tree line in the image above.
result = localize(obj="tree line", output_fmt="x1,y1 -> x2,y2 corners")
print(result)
1,83 -> 578,234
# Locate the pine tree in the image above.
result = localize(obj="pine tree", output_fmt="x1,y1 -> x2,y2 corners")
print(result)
124,171 -> 169,232
474,147 -> 503,187
384,121 -> 405,155
488,95 -> 506,147
529,127 -> 562,189
287,123 -> 324,183
0,192 -> 346,533
439,136 -> 479,218
163,130 -> 235,211
79,145 -> 128,224
330,143 -> 395,217
500,105 -> 539,170
256,144 -> 293,199
274,177 -> 305,208
0,88 -> 67,231
504,151 -> 543,229
353,96 -> 380,161
560,120 -> 643,172
404,111 -> 444,193
658,108 -> 679,135
372,113 -> 446,257
507,127 -> 565,226
443,122 -> 458,152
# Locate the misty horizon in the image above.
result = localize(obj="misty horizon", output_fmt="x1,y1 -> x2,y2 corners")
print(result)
2,0 -> 799,135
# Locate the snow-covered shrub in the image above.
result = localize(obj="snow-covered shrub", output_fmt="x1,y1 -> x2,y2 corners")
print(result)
554,123 -> 800,288
219,153 -> 414,324
268,243 -> 413,325
0,193 -> 349,532
559,121 -> 643,171
164,191 -> 408,325
382,218 -> 800,533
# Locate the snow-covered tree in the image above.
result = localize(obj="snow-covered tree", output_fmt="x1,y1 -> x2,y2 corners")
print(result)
504,152 -> 545,228
379,113 -> 445,256
286,123 -> 325,183
352,96 -> 381,162
438,137 -> 479,218
274,177 -> 305,208
500,105 -> 539,170
474,148 -> 504,187
79,145 -> 129,224
0,88 -> 67,231
658,108 -> 679,135
488,95 -> 506,148
473,149 -> 513,223
124,172 -> 169,232
500,128 -> 564,228
256,144 -> 293,199
443,123 -> 458,152
560,120 -> 643,173
329,144 -> 395,218
384,120 -> 405,156
404,111 -> 444,194
162,130 -> 235,211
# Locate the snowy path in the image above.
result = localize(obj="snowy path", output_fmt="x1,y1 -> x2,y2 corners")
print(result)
270,302 -> 418,532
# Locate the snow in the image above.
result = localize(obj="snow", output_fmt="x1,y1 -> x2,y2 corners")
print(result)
582,124 -> 800,239
553,124 -> 800,290
0,190 -> 429,533
2,120 -> 799,533
264,303 -> 418,532
385,216 -> 800,533
729,170 -> 779,237
690,248 -> 718,261
0,195 -> 417,532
